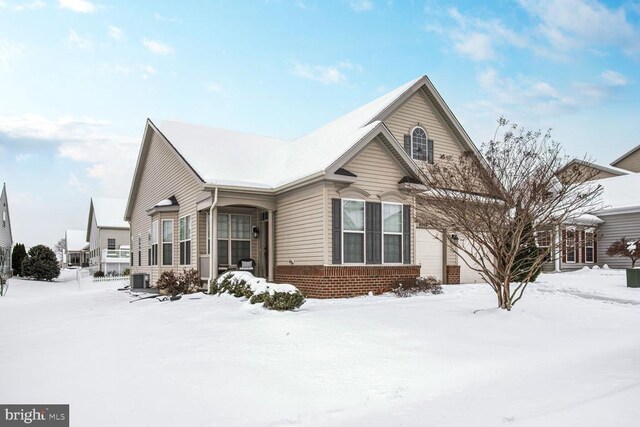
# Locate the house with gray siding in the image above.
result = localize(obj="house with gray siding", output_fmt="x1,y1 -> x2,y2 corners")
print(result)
86,197 -> 131,274
125,75 -> 494,297
0,183 -> 13,275
65,229 -> 89,267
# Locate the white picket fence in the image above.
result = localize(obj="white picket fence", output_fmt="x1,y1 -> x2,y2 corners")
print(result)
92,275 -> 130,283
74,269 -> 129,290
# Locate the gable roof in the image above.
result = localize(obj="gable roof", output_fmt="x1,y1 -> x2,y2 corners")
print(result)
610,144 -> 640,169
65,229 -> 88,252
86,197 -> 129,241
558,159 -> 629,178
126,75 -> 485,218
593,173 -> 640,215
1,183 -> 12,244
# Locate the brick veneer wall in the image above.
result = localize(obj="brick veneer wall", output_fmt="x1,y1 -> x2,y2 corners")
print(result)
446,265 -> 460,284
275,265 -> 421,298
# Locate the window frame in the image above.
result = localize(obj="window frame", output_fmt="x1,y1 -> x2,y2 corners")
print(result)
107,238 -> 116,250
342,198 -> 366,265
161,219 -> 173,266
179,215 -> 192,266
565,227 -> 576,263
410,126 -> 428,162
150,221 -> 159,266
138,234 -> 142,267
382,202 -> 403,264
217,213 -> 252,266
585,229 -> 595,264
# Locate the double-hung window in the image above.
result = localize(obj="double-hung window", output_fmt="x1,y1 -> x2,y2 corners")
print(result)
138,234 -> 142,267
218,214 -> 251,266
179,215 -> 191,265
162,219 -> 173,266
585,230 -> 595,263
107,238 -> 116,250
342,200 -> 365,263
150,220 -> 159,266
383,203 -> 403,263
565,228 -> 576,263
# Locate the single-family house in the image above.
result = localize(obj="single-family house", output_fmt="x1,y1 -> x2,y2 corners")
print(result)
125,75 -> 493,297
0,183 -> 13,275
86,197 -> 131,274
556,159 -> 628,184
65,229 -> 89,267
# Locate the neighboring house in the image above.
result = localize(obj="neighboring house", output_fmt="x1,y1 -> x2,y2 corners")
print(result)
65,230 -> 89,267
86,197 -> 131,274
0,183 -> 13,275
543,173 -> 640,271
556,159 -> 627,184
610,144 -> 640,173
125,75 -> 492,297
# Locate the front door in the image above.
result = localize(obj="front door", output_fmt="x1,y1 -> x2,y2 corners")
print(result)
258,220 -> 269,278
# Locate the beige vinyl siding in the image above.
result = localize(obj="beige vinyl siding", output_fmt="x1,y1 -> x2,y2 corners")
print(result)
88,213 -> 100,267
613,149 -> 640,173
326,138 -> 413,264
275,182 -> 325,266
558,164 -> 621,184
597,212 -> 640,268
384,91 -> 464,162
129,129 -> 202,285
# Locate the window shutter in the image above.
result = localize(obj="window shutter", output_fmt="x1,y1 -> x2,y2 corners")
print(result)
403,205 -> 411,264
562,230 -> 567,263
332,199 -> 342,264
366,202 -> 381,264
404,134 -> 411,156
427,139 -> 434,164
581,230 -> 586,263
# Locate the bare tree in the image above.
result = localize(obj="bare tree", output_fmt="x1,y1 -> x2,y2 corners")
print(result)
606,238 -> 640,268
412,118 -> 603,310
54,238 -> 66,262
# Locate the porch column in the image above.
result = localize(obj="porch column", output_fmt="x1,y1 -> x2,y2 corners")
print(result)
554,226 -> 561,272
268,209 -> 274,282
210,207 -> 218,279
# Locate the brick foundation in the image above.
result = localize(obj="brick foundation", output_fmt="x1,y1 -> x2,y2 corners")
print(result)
446,265 -> 460,284
275,265 -> 421,298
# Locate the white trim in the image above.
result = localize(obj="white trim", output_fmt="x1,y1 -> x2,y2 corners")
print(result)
382,202 -> 403,264
585,230 -> 595,263
565,227 -> 576,263
217,213 -> 252,266
161,219 -> 174,266
179,214 -> 192,266
410,125 -> 428,161
342,198 -> 366,265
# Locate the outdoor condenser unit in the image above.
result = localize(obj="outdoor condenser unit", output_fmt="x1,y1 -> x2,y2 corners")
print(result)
131,273 -> 149,289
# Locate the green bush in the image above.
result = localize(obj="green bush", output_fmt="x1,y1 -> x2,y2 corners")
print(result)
249,292 -> 267,304
21,245 -> 60,281
262,291 -> 305,311
122,268 -> 131,276
93,271 -> 105,278
11,243 -> 27,276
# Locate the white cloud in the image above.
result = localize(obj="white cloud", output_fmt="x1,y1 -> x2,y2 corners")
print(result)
0,39 -> 23,69
67,29 -> 92,49
142,38 -> 174,55
349,0 -> 374,12
601,70 -> 627,87
12,1 -> 46,11
453,32 -> 495,61
206,83 -> 223,93
154,12 -> 180,23
58,0 -> 94,13
100,63 -> 157,80
292,60 -> 362,84
67,172 -> 91,194
107,25 -> 125,42
15,153 -> 33,163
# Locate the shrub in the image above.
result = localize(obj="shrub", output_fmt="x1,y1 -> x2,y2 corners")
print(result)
21,245 -> 60,281
122,268 -> 131,276
178,268 -> 201,294
93,271 -> 105,278
208,278 -> 220,294
157,271 -> 179,295
262,291 -> 305,311
249,292 -> 267,304
11,243 -> 27,276
391,276 -> 442,298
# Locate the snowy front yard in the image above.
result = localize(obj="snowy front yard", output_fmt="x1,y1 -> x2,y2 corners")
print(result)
1,269 -> 639,426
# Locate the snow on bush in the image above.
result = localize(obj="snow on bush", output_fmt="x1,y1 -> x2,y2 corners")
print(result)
210,271 -> 305,311
390,276 -> 443,298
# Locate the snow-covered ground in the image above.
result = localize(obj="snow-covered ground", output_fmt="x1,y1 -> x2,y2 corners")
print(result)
1,268 -> 639,426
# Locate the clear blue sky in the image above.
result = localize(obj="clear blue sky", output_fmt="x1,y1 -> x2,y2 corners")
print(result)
1,0 -> 639,248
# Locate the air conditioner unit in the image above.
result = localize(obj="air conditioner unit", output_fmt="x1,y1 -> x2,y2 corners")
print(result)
131,273 -> 150,289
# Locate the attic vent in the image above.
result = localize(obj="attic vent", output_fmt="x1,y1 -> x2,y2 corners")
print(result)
335,168 -> 357,177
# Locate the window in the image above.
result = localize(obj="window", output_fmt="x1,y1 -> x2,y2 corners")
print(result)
411,127 -> 427,161
162,219 -> 173,266
205,212 -> 211,255
2,210 -> 5,228
179,215 -> 191,265
343,200 -> 365,263
150,221 -> 159,266
107,238 -> 116,250
217,214 -> 251,266
566,228 -> 576,263
383,203 -> 403,263
536,230 -> 552,248
138,234 -> 142,267
585,230 -> 595,263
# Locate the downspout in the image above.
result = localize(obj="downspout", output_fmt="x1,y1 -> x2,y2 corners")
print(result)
209,187 -> 219,281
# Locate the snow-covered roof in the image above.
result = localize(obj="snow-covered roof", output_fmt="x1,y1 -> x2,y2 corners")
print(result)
593,173 -> 640,214
567,213 -> 604,226
154,76 -> 422,189
92,198 -> 129,229
66,230 -> 88,252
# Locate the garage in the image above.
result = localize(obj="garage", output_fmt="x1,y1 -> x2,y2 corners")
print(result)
415,228 -> 443,281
